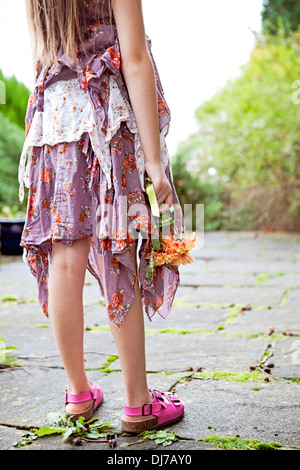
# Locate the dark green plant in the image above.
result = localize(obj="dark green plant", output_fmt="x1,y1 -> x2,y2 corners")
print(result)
0,337 -> 19,368
171,151 -> 225,231
140,429 -> 180,446
0,70 -> 30,213
262,0 -> 300,34
13,413 -> 112,448
0,111 -> 27,212
187,28 -> 300,231
0,69 -> 30,130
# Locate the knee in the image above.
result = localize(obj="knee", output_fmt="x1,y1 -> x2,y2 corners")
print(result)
51,258 -> 85,275
50,239 -> 90,275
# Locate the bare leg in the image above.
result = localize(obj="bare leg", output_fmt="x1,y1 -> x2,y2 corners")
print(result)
97,241 -> 153,421
48,237 -> 93,415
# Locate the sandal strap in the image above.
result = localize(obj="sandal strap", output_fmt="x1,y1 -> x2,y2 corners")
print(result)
123,389 -> 174,417
124,401 -> 162,417
65,388 -> 93,404
153,389 -> 180,403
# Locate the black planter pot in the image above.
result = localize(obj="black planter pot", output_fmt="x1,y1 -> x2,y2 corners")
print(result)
0,217 -> 25,256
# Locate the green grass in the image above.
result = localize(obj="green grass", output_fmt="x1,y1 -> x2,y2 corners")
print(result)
192,370 -> 272,382
197,435 -> 282,450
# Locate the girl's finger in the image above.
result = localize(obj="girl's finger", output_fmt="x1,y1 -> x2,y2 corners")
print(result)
159,193 -> 173,214
165,192 -> 173,208
159,202 -> 169,215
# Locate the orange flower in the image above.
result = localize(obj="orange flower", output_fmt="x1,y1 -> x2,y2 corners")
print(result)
147,233 -> 197,267
42,302 -> 48,317
136,213 -> 150,232
157,98 -> 169,117
111,291 -> 123,306
102,238 -> 112,250
40,168 -> 52,183
104,194 -> 113,205
109,291 -> 124,314
112,258 -> 119,271
116,227 -> 126,239
115,239 -> 126,250
25,123 -> 31,137
153,296 -> 164,309
61,143 -> 71,154
27,187 -> 38,218
27,204 -> 35,218
85,67 -> 95,82
108,47 -> 121,69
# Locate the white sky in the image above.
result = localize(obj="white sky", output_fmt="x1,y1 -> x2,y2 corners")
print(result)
0,0 -> 263,155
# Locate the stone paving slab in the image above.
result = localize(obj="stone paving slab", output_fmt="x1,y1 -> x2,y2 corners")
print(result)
0,231 -> 299,452
224,306 -> 300,336
268,336 -> 300,379
147,306 -> 230,332
110,333 -> 267,374
176,285 -> 286,307
180,268 -> 300,289
174,380 -> 300,448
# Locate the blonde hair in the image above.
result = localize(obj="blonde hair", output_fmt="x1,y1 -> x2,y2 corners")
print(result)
25,0 -> 112,68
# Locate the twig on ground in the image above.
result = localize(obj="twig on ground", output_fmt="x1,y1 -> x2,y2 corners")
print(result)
250,352 -> 275,379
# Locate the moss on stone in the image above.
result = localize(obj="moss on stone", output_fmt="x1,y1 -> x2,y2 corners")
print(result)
197,434 -> 282,450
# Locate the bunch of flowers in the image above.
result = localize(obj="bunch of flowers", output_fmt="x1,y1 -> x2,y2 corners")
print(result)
145,177 -> 197,279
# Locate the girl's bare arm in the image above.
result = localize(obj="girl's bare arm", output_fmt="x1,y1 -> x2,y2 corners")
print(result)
112,0 -> 173,212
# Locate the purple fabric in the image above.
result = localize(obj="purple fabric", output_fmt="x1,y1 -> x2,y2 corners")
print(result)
20,0 -> 185,328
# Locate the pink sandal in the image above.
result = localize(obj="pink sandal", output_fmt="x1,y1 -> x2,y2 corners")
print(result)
121,389 -> 184,434
65,381 -> 104,422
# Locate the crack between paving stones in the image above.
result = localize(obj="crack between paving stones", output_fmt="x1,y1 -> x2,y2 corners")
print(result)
0,422 -> 34,432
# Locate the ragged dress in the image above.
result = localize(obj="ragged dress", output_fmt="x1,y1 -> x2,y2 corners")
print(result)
18,0 -> 185,328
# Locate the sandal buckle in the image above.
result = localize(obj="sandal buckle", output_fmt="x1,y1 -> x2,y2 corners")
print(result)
142,403 -> 152,416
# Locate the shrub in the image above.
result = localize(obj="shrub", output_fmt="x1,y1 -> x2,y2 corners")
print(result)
176,28 -> 300,231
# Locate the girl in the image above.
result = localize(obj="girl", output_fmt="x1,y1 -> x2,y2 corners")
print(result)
20,0 -> 185,433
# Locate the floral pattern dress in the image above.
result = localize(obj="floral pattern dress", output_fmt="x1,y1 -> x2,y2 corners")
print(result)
18,0 -> 185,328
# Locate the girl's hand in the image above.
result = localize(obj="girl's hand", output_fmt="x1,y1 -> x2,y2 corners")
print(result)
145,161 -> 173,214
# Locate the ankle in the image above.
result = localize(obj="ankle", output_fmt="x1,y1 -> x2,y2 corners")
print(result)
67,378 -> 91,395
125,389 -> 153,407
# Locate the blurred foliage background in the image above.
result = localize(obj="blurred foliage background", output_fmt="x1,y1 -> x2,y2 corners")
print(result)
0,69 -> 30,217
0,0 -> 300,233
172,0 -> 300,232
